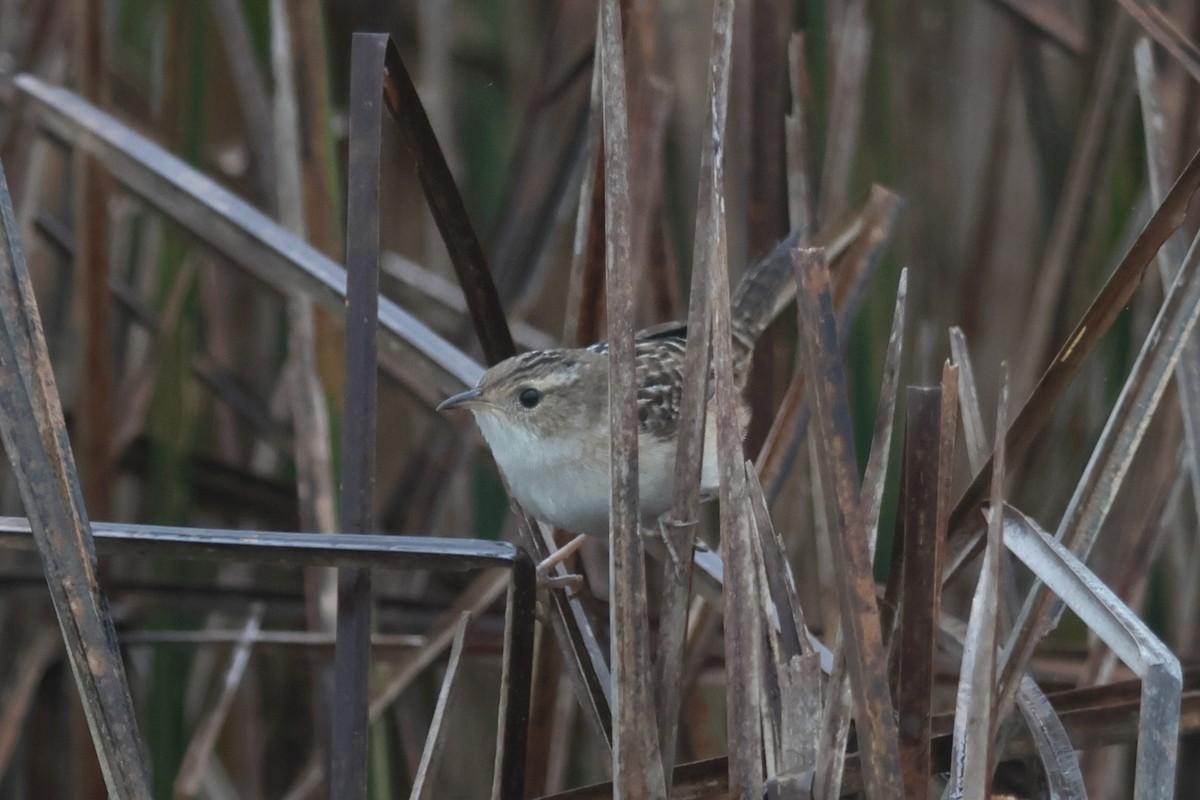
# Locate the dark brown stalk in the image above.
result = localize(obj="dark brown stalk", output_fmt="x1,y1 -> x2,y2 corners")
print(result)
655,0 -> 733,785
746,0 -> 789,257
73,0 -> 114,518
331,33 -> 388,800
712,175 -> 763,800
0,158 -> 152,797
934,365 -> 959,543
376,26 -> 619,782
380,41 -> 515,365
383,253 -> 556,352
896,384 -> 944,799
770,235 -> 902,797
793,247 -> 901,796
599,1 -> 665,794
743,0 -> 791,454
493,551 -> 537,799
754,198 -> 894,502
510,520 -> 614,770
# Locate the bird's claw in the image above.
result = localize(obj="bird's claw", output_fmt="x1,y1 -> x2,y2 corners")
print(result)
646,514 -> 700,578
537,572 -> 584,593
536,533 -> 588,594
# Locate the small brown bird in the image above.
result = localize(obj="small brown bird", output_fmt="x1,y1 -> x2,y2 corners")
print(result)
437,232 -> 801,538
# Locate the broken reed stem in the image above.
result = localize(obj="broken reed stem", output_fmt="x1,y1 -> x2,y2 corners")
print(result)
598,0 -> 666,795
655,0 -> 734,785
712,194 -> 764,800
793,246 -> 901,798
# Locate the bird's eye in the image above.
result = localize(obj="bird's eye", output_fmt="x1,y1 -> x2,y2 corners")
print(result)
518,387 -> 541,409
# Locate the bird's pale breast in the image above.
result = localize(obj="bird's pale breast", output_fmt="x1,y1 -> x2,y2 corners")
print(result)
473,406 -> 721,537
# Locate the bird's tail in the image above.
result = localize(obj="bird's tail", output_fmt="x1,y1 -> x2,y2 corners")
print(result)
730,228 -> 804,364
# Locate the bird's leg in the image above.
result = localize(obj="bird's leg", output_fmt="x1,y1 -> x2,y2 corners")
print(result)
536,533 -> 588,591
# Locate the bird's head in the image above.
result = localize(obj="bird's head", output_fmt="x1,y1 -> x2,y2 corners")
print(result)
436,348 -> 607,445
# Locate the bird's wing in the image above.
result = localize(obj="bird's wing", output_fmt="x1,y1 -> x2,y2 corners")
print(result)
635,320 -> 688,341
634,336 -> 686,441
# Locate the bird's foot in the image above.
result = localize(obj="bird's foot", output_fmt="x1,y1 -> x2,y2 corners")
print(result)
538,573 -> 584,592
647,514 -> 700,578
536,533 -> 588,592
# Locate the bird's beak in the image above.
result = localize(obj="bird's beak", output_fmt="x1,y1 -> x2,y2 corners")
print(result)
436,386 -> 484,412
